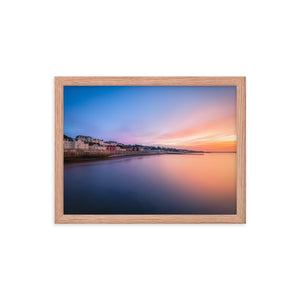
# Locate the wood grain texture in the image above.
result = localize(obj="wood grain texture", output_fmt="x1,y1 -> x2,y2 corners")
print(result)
236,77 -> 246,223
55,77 -> 246,224
55,78 -> 64,222
55,76 -> 243,86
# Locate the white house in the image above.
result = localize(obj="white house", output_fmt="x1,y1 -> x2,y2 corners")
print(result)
63,140 -> 74,150
76,135 -> 104,145
89,144 -> 106,151
93,139 -> 104,145
74,140 -> 88,150
104,142 -> 117,147
64,139 -> 89,150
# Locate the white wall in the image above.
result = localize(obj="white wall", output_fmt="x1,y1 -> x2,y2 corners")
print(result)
1,1 -> 299,300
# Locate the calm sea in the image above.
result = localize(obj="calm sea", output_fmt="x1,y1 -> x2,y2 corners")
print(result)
64,153 -> 236,214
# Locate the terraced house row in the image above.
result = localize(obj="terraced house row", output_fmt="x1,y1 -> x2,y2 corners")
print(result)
63,135 -> 122,151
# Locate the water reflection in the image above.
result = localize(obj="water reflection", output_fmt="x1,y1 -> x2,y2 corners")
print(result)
64,153 -> 236,214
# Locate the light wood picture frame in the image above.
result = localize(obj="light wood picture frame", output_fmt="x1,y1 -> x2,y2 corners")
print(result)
55,77 -> 246,224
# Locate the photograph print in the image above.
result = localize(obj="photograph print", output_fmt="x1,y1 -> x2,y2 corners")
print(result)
61,80 -> 243,219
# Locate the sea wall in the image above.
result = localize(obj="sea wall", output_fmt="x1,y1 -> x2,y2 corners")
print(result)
64,149 -> 111,161
63,149 -> 177,162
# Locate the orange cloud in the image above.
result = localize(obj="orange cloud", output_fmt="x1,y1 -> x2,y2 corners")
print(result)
152,114 -> 236,152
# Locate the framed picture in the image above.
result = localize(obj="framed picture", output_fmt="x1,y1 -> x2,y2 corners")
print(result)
55,77 -> 246,224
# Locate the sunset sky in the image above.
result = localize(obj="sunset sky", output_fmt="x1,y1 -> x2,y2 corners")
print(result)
64,86 -> 236,152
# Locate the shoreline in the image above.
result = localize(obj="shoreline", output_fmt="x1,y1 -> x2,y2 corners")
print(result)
64,151 -> 204,164
63,150 -> 236,164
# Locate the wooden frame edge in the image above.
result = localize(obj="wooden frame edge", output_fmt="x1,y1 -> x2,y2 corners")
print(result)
55,78 -> 64,223
55,77 -> 246,224
55,214 -> 245,224
54,76 -> 244,86
236,77 -> 246,224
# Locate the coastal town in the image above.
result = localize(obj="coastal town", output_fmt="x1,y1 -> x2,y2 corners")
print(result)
64,134 -> 190,161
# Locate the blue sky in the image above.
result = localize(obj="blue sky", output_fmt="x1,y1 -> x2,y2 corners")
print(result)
64,86 -> 236,150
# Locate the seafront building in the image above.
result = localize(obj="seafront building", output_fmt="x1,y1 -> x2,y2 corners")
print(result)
76,135 -> 104,145
64,134 -> 180,153
89,144 -> 107,151
64,139 -> 89,150
64,135 -> 121,152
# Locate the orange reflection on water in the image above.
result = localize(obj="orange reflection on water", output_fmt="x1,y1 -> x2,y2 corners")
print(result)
64,153 -> 237,214
156,153 -> 236,212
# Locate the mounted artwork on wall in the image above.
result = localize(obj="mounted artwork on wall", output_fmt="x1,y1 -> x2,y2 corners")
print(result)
55,77 -> 246,223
